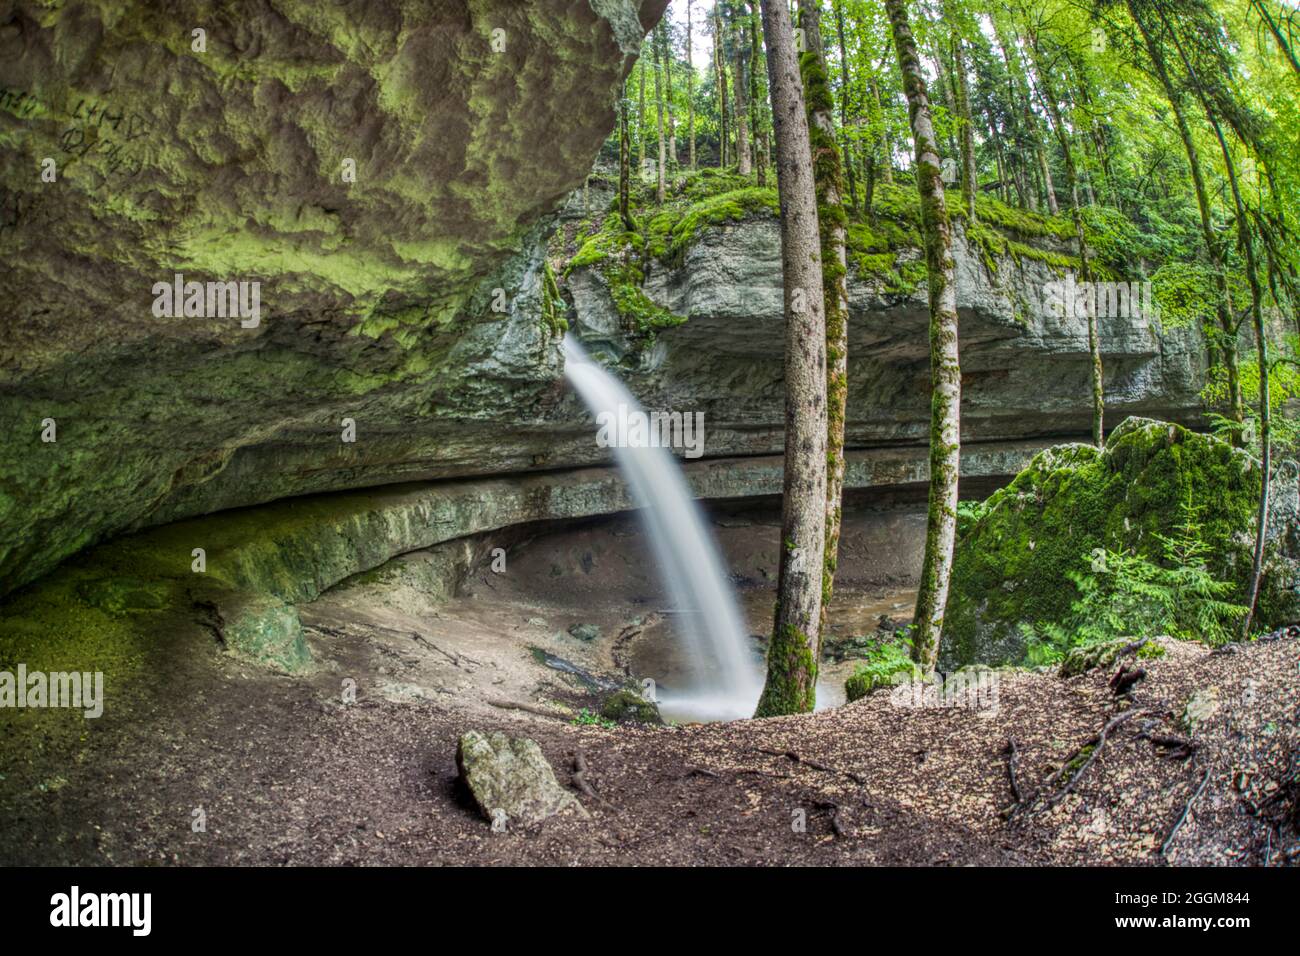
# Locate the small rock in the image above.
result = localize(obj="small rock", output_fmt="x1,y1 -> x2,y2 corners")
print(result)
567,622 -> 600,642
1181,687 -> 1220,733
600,689 -> 664,725
455,730 -> 588,829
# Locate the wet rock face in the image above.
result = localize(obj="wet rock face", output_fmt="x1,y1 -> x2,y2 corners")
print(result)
0,0 -> 668,595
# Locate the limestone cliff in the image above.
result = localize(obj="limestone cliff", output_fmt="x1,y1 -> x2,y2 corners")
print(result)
0,0 -> 668,595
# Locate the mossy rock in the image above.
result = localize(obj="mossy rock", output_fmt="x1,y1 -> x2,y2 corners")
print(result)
600,689 -> 663,725
220,596 -> 310,673
943,418 -> 1298,669
845,659 -> 921,703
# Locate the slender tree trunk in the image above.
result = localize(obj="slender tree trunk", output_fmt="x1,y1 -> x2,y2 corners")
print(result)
944,1 -> 977,220
687,0 -> 697,169
798,0 -> 850,653
1130,1 -> 1244,433
665,21 -> 678,167
748,3 -> 770,185
1251,0 -> 1300,79
732,4 -> 752,176
654,22 -> 668,202
885,0 -> 961,675
638,60 -> 647,173
714,3 -> 729,166
834,0 -> 859,211
754,0 -> 828,718
619,86 -> 635,230
872,78 -> 893,184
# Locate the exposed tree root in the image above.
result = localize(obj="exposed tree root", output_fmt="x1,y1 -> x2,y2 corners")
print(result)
1161,766 -> 1212,857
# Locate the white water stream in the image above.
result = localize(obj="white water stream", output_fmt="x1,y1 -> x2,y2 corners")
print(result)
562,336 -> 763,720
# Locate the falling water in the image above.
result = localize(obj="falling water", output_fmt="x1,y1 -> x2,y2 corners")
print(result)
562,335 -> 762,720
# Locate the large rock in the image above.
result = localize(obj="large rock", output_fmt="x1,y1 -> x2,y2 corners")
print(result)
942,417 -> 1300,668
0,0 -> 669,597
455,730 -> 588,828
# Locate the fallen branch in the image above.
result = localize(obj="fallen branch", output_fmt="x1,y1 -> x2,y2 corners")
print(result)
1034,709 -> 1148,812
1109,664 -> 1146,696
755,748 -> 867,786
411,633 -> 482,669
485,698 -> 569,721
1146,733 -> 1199,760
571,750 -> 605,805
1005,738 -> 1025,805
1161,767 -> 1212,857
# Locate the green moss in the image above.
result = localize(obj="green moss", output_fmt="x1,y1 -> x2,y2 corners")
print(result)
943,418 -> 1287,668
844,638 -> 921,703
755,623 -> 817,717
540,259 -> 568,336
600,689 -> 663,725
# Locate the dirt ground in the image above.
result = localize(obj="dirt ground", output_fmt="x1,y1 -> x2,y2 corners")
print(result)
0,509 -> 1296,867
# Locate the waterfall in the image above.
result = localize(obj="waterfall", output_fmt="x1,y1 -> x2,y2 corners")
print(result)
561,335 -> 762,720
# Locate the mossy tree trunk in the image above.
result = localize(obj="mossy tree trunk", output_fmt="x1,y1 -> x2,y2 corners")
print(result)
1129,0 -> 1244,434
885,0 -> 961,675
832,0 -> 858,211
798,0 -> 849,648
687,0 -> 697,169
749,3 -> 769,186
619,83 -> 635,231
944,0 -> 978,221
665,19 -> 677,166
1250,0 -> 1300,79
654,22 -> 668,202
638,59 -> 647,173
714,3 -> 729,167
731,3 -> 752,176
754,0 -> 828,718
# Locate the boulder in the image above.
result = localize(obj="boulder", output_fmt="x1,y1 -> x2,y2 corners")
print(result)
455,730 -> 588,829
942,418 -> 1300,669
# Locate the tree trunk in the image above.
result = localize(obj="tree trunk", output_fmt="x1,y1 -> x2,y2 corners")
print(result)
654,22 -> 667,202
750,3 -> 770,184
885,0 -> 961,676
665,19 -> 678,166
944,1 -> 977,220
638,59 -> 647,173
798,0 -> 850,653
732,5 -> 752,176
872,78 -> 893,185
1129,1 -> 1244,434
687,0 -> 697,169
619,85 -> 635,231
833,0 -> 859,211
754,0 -> 828,718
714,3 -> 729,167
